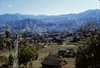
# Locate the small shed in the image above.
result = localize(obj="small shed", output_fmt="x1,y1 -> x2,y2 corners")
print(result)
41,58 -> 67,68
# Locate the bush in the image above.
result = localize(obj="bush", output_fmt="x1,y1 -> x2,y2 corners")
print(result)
2,64 -> 8,68
8,54 -> 14,66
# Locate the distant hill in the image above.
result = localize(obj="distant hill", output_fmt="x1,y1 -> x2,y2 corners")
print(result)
0,9 -> 100,33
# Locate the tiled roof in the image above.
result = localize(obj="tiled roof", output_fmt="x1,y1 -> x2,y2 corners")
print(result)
41,58 -> 67,66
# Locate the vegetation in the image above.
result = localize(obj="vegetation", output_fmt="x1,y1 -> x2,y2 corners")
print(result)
18,45 -> 38,66
0,35 -> 4,50
75,22 -> 100,68
5,30 -> 11,38
76,35 -> 100,68
8,54 -> 14,66
5,30 -> 13,54
5,39 -> 12,52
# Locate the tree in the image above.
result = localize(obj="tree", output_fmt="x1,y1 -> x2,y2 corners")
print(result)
5,30 -> 12,53
18,46 -> 38,66
0,35 -> 4,50
5,30 -> 11,38
5,39 -> 12,52
75,33 -> 100,68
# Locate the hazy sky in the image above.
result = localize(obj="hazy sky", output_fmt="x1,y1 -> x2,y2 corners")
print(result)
0,0 -> 100,15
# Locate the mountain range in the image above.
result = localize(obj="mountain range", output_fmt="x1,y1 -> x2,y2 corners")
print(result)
0,9 -> 100,33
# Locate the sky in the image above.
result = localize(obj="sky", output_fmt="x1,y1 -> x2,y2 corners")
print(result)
0,0 -> 100,15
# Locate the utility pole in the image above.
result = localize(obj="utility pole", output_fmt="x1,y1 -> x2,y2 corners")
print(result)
13,35 -> 19,68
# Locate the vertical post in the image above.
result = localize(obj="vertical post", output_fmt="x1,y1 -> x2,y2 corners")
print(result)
13,35 -> 19,68
29,58 -> 33,68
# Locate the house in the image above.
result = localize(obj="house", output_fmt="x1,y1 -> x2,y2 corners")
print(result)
41,58 -> 67,68
57,49 -> 76,58
58,50 -> 66,56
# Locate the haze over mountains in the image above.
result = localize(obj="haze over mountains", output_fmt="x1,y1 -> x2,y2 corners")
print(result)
0,9 -> 100,33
